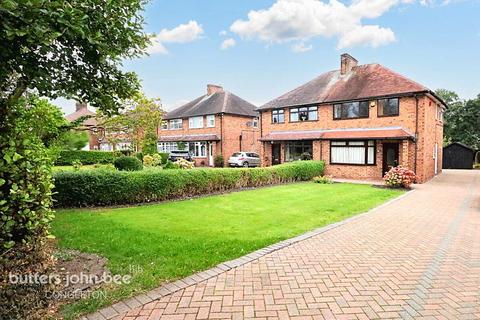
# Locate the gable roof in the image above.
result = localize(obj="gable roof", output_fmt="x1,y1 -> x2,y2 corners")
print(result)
164,90 -> 258,120
259,63 -> 436,110
444,142 -> 476,152
65,107 -> 97,126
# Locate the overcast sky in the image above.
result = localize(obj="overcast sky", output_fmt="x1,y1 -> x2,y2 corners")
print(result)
57,0 -> 480,115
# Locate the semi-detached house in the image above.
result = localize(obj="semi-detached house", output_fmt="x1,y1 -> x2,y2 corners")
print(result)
159,85 -> 260,167
258,54 -> 446,183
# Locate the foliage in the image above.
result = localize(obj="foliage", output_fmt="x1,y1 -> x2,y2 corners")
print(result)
143,154 -> 162,167
52,183 -> 402,318
0,0 -> 149,118
56,130 -> 89,151
177,141 -> 187,151
383,166 -> 416,188
55,150 -> 118,165
53,161 -> 325,207
99,93 -> 163,152
436,90 -> 480,149
313,175 -> 333,184
72,160 -> 82,171
114,156 -> 143,171
159,152 -> 169,164
300,152 -> 312,160
214,154 -> 224,167
174,158 -> 195,169
163,160 -> 180,169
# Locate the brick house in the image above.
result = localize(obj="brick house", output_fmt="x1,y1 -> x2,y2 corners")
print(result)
258,54 -> 446,183
160,85 -> 259,166
65,102 -> 101,150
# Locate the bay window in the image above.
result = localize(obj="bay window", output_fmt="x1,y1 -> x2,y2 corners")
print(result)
290,106 -> 318,122
330,140 -> 376,165
333,101 -> 369,119
285,141 -> 313,162
158,142 -> 178,153
189,142 -> 207,157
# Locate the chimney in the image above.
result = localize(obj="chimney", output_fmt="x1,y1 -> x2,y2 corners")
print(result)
75,101 -> 88,111
207,84 -> 224,95
340,53 -> 358,75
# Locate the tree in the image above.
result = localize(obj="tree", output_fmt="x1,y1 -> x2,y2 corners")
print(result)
100,93 -> 163,152
1,2 -> 149,318
57,130 -> 89,151
436,89 -> 480,149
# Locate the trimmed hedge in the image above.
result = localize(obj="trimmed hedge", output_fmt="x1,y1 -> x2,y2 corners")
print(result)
114,156 -> 143,171
53,161 -> 325,207
55,150 -> 118,165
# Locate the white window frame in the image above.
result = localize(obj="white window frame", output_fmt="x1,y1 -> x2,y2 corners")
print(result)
206,115 -> 215,127
157,142 -> 179,153
189,142 -> 207,157
169,119 -> 182,130
252,117 -> 259,128
330,140 -> 375,165
189,116 -> 204,129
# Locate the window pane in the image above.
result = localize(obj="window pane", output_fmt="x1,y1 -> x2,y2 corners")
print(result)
278,113 -> 284,123
349,141 -> 365,146
359,101 -> 369,117
309,110 -> 318,120
334,105 -> 341,119
331,147 -> 365,164
290,112 -> 299,122
331,141 -> 346,146
367,146 -> 375,164
388,98 -> 399,115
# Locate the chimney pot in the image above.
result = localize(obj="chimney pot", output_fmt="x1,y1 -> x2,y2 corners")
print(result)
75,101 -> 88,111
340,53 -> 358,75
207,84 -> 224,95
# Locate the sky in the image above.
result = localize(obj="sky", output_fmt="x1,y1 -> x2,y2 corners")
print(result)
58,0 -> 480,115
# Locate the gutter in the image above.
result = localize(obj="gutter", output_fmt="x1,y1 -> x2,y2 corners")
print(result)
414,95 -> 420,174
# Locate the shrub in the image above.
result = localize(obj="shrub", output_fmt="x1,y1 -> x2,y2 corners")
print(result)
163,160 -> 180,169
72,159 -> 82,171
159,152 -> 169,164
383,166 -> 416,188
313,175 -> 333,184
53,161 -> 325,207
114,156 -> 143,171
135,152 -> 143,162
214,154 -> 224,167
55,150 -> 117,165
175,158 -> 195,169
143,154 -> 162,167
300,152 -> 312,160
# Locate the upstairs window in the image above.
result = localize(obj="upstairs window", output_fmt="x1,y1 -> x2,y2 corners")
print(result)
436,105 -> 444,122
378,98 -> 399,117
334,101 -> 369,119
189,116 -> 203,129
272,109 -> 285,123
330,140 -> 375,165
206,115 -> 215,127
169,119 -> 182,130
290,106 -> 318,122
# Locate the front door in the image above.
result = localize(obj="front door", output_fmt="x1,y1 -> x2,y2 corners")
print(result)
382,143 -> 399,175
208,143 -> 214,166
272,144 -> 281,165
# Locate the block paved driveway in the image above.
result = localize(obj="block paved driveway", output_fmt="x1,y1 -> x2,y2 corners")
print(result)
116,170 -> 480,320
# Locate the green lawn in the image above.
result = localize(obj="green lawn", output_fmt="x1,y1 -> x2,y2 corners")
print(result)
52,182 -> 403,318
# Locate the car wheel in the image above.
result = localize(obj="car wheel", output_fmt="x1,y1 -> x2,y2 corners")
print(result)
243,162 -> 249,168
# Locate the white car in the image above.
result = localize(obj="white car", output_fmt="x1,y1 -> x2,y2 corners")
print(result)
228,152 -> 261,167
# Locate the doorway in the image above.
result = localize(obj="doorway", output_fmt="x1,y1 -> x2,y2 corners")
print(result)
208,143 -> 214,167
272,143 -> 281,165
382,143 -> 399,175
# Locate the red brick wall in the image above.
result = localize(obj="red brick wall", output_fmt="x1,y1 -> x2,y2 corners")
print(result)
259,94 -> 444,183
159,114 -> 259,167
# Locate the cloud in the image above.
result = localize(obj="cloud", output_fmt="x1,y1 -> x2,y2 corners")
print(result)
291,42 -> 313,53
221,38 -> 236,50
229,0 -> 420,49
219,30 -> 228,36
147,20 -> 204,54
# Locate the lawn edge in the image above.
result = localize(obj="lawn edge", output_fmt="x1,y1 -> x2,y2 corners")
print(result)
81,188 -> 414,320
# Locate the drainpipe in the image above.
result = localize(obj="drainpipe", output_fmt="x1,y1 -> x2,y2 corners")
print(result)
220,113 -> 223,155
414,95 -> 420,174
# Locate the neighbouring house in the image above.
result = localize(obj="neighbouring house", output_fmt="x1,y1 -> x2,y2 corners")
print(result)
65,102 -> 101,150
442,142 -> 477,169
257,54 -> 446,183
160,84 -> 259,166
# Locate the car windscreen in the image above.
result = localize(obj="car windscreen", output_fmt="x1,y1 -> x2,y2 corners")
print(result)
231,153 -> 242,157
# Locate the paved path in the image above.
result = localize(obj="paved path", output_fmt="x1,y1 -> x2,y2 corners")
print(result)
100,170 -> 479,320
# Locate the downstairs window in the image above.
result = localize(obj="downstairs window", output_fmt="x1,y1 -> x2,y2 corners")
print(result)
330,140 -> 375,165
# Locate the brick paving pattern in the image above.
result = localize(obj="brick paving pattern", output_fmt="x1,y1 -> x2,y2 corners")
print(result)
95,170 -> 480,320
